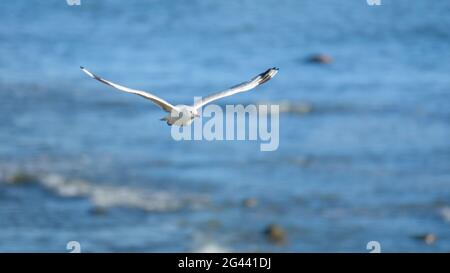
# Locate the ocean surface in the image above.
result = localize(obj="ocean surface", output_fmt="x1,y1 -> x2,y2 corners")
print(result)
0,0 -> 449,252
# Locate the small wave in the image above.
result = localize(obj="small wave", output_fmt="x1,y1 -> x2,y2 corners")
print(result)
193,242 -> 230,253
190,233 -> 230,253
257,101 -> 313,114
257,100 -> 400,116
439,207 -> 450,223
3,173 -> 209,212
195,100 -> 394,116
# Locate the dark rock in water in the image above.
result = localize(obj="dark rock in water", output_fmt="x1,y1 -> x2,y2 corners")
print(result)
306,54 -> 333,64
243,198 -> 258,208
7,172 -> 37,185
264,224 -> 286,244
412,233 -> 437,245
205,219 -> 222,229
90,206 -> 108,215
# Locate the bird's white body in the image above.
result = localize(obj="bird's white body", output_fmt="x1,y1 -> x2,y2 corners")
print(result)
80,66 -> 278,126
161,105 -> 200,126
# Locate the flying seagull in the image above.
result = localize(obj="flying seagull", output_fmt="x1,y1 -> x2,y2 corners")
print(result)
80,66 -> 279,126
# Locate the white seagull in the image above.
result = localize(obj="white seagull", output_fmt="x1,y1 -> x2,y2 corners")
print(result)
80,66 -> 279,126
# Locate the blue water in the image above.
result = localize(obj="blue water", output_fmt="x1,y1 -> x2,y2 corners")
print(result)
0,0 -> 449,252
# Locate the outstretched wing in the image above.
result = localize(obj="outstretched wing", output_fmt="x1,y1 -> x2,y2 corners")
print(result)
80,66 -> 176,113
193,67 -> 279,109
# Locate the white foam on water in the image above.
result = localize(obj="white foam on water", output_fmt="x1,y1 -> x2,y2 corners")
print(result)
39,174 -> 209,212
190,233 -> 230,253
194,243 -> 230,253
440,207 -> 450,223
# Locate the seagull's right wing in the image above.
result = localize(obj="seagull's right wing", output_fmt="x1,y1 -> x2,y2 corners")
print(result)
193,67 -> 279,109
80,66 -> 176,113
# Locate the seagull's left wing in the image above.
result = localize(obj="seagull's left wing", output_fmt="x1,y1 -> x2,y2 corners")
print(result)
80,66 -> 176,113
193,67 -> 279,109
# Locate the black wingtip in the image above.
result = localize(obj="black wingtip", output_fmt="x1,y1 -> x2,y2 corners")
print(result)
273,67 -> 279,71
258,67 -> 279,85
80,66 -> 84,69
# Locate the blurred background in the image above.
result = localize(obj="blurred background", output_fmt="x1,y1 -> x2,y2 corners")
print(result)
0,0 -> 449,252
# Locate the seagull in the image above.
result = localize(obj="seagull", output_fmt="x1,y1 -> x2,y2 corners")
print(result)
80,66 -> 279,126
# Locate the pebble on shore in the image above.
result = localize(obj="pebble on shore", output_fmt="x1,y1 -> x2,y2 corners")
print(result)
412,233 -> 437,245
423,234 -> 437,245
7,172 -> 36,185
242,198 -> 258,208
264,224 -> 286,244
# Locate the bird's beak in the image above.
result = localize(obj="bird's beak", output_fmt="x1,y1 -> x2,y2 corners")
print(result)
194,114 -> 201,118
